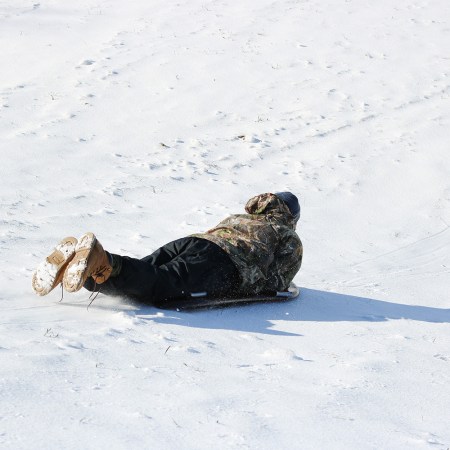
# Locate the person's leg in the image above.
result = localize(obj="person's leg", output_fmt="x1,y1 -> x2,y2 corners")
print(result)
84,237 -> 241,304
141,238 -> 192,266
150,237 -> 241,302
83,253 -> 185,300
176,238 -> 240,294
83,238 -> 193,298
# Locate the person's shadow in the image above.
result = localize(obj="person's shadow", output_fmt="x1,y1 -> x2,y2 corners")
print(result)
129,288 -> 450,336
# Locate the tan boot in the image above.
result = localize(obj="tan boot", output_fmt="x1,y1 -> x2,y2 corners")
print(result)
63,232 -> 112,293
32,237 -> 78,296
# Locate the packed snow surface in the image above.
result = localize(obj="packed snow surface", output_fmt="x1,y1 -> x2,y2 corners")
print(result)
1,0 -> 450,449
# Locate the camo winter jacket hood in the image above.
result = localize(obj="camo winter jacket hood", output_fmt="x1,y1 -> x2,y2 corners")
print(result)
193,193 -> 303,293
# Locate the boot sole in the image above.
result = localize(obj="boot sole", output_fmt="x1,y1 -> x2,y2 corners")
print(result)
63,232 -> 97,293
32,237 -> 78,296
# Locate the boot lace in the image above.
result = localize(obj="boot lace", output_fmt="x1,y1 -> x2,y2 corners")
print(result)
87,281 -> 102,310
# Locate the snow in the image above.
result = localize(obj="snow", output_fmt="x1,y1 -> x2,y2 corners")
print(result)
1,0 -> 450,448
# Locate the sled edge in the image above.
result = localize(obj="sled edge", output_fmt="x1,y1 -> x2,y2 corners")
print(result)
156,283 -> 300,310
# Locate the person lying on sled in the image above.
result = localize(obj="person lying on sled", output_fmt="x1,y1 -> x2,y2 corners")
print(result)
32,192 -> 303,305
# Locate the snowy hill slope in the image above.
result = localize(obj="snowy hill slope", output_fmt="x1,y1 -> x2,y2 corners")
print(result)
1,0 -> 450,448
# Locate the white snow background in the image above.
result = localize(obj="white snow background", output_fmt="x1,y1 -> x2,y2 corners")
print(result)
1,0 -> 450,448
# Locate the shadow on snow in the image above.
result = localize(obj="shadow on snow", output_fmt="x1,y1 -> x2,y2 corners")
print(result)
130,288 -> 450,336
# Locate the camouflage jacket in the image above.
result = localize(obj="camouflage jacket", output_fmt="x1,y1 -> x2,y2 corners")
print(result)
193,193 -> 303,293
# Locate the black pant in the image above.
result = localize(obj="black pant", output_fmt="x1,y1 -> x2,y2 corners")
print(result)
84,237 -> 240,305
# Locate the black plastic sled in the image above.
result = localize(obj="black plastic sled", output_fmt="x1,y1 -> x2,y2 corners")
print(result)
155,283 -> 300,310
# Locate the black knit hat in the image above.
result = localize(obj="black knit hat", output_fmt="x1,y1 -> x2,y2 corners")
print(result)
275,192 -> 300,222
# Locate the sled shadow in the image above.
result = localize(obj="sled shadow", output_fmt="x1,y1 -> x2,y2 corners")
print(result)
132,288 -> 450,336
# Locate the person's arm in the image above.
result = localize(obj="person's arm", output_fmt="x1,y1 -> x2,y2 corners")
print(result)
259,232 -> 303,292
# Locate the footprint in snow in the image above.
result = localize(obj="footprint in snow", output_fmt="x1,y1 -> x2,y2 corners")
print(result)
261,348 -> 311,362
57,341 -> 86,350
